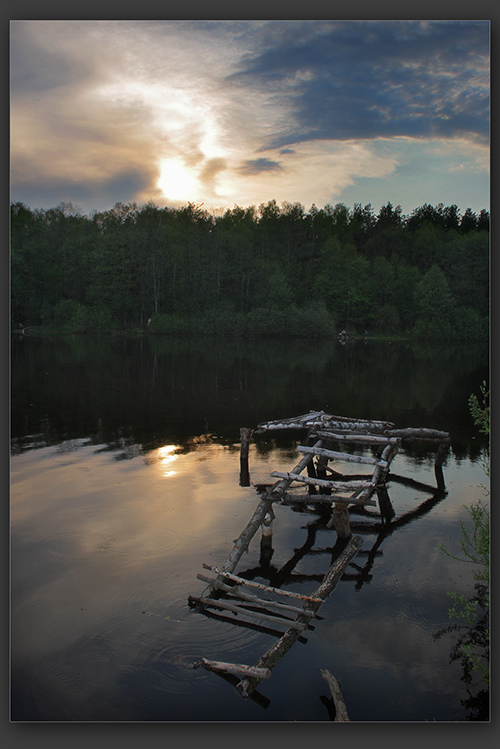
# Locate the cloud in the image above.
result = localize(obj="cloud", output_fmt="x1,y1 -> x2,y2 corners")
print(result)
228,20 -> 490,148
238,158 -> 282,175
9,20 -> 490,215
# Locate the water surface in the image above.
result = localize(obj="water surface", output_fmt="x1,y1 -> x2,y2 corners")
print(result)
10,334 -> 489,721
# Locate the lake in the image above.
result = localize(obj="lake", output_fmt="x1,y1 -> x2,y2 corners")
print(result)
10,333 -> 489,721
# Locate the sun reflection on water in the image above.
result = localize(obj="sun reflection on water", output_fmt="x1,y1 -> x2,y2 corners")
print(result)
147,444 -> 182,477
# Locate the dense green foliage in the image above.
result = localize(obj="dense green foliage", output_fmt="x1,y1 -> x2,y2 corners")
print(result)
11,199 -> 489,338
437,383 -> 490,718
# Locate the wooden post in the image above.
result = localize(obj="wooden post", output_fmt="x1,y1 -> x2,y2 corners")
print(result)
434,442 -> 448,491
376,485 -> 396,524
239,427 -> 253,487
327,503 -> 351,537
260,510 -> 274,567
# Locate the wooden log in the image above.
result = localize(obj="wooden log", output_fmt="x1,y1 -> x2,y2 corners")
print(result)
313,430 -> 400,445
202,564 -> 323,603
194,596 -> 309,631
193,658 -> 271,681
320,669 -> 350,722
196,574 -> 320,618
297,444 -> 386,466
385,427 -> 450,441
280,492 -> 376,507
255,412 -> 395,433
254,411 -> 327,433
270,471 -> 373,492
236,535 -> 363,697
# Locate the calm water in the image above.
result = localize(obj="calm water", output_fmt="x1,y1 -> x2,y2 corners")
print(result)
10,334 -> 489,722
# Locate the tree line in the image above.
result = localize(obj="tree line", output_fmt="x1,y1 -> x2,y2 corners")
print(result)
10,198 -> 489,340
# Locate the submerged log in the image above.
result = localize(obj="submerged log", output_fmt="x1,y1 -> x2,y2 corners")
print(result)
321,669 -> 350,722
236,535 -> 363,697
193,658 -> 272,681
202,564 -> 323,603
196,573 -> 320,618
194,596 -> 308,631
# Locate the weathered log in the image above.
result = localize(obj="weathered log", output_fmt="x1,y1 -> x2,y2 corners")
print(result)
384,427 -> 450,440
255,411 -> 395,433
297,444 -> 386,466
270,471 -> 373,492
193,658 -> 271,681
202,564 -> 323,603
312,430 -> 400,445
236,535 -> 363,697
320,669 -> 350,722
193,596 -> 308,631
280,492 -> 376,507
196,573 -> 320,618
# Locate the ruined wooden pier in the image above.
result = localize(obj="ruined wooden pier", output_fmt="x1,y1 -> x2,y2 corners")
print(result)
189,410 -> 450,710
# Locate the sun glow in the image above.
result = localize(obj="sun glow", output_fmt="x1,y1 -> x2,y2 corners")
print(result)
157,158 -> 198,201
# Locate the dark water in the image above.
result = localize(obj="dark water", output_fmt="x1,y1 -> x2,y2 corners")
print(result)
10,333 -> 489,722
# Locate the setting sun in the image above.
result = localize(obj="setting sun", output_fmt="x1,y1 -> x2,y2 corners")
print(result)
157,158 -> 198,201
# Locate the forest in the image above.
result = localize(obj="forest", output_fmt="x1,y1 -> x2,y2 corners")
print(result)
10,199 -> 489,341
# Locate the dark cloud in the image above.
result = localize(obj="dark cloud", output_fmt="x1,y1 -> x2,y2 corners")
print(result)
10,22 -> 94,94
10,169 -> 151,214
238,158 -> 282,175
229,20 -> 489,147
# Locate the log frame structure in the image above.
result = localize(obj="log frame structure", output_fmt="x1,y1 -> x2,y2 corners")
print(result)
189,410 -> 450,710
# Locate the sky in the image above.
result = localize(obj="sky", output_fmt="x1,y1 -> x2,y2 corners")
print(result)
10,19 -> 490,217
